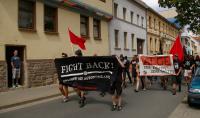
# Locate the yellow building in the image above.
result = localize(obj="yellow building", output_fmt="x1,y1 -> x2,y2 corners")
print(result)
147,8 -> 180,55
0,0 -> 112,91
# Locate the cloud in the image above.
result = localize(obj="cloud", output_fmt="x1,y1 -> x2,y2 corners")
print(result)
142,0 -> 168,12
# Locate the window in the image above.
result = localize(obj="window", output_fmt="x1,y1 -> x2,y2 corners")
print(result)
123,8 -> 126,20
80,15 -> 89,37
150,38 -> 153,51
155,38 -> 157,51
130,11 -> 134,24
18,0 -> 36,30
124,32 -> 127,49
114,3 -> 118,17
114,30 -> 119,48
131,34 -> 135,49
154,18 -> 156,30
159,21 -> 161,31
149,16 -> 152,28
44,5 -> 58,32
141,17 -> 144,27
137,14 -> 139,25
93,19 -> 101,39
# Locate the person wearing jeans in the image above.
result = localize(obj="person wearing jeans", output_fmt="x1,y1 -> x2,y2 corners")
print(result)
11,50 -> 21,88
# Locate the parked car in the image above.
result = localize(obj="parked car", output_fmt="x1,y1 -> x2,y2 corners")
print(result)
188,66 -> 200,106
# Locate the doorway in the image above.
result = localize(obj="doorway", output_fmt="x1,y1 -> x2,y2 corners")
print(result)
137,39 -> 144,54
6,45 -> 25,88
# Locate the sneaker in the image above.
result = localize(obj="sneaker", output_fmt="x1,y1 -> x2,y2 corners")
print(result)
172,90 -> 176,95
134,89 -> 139,92
79,97 -> 86,108
111,105 -> 117,111
63,97 -> 69,102
12,85 -> 16,88
117,106 -> 122,111
143,88 -> 146,91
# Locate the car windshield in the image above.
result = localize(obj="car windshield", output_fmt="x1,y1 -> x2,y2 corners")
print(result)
195,67 -> 200,77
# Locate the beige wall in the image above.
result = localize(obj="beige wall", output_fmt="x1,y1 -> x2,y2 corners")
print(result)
147,10 -> 179,55
80,0 -> 113,15
0,0 -> 110,61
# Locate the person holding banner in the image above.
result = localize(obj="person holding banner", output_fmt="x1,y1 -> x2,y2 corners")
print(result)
74,49 -> 86,108
110,55 -> 125,111
59,53 -> 69,102
172,54 -> 183,95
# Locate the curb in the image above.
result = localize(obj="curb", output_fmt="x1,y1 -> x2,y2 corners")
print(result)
0,93 -> 61,110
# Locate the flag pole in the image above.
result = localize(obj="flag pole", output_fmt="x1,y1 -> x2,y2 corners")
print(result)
70,42 -> 75,56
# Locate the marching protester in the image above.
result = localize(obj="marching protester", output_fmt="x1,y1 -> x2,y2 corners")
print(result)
172,54 -> 182,95
130,55 -> 137,86
123,56 -> 132,84
59,53 -> 69,102
183,55 -> 195,86
119,54 -> 126,88
74,49 -> 86,108
134,55 -> 140,92
110,55 -> 125,111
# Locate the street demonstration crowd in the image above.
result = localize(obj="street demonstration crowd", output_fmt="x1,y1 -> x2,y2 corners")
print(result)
59,49 -> 200,111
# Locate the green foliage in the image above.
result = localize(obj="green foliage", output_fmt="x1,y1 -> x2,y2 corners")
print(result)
158,0 -> 200,34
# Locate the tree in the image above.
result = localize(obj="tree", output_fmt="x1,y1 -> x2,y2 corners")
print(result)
158,0 -> 200,34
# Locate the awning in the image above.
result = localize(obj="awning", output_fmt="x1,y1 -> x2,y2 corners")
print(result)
60,0 -> 113,21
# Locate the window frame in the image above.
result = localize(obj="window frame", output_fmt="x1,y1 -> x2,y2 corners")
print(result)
131,34 -> 135,50
44,5 -> 58,33
130,11 -> 134,24
93,18 -> 101,40
18,0 -> 36,31
114,29 -> 119,48
80,15 -> 89,38
124,32 -> 127,49
123,7 -> 126,20
114,3 -> 118,17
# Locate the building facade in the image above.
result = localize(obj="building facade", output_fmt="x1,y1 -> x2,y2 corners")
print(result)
109,0 -> 147,58
147,8 -> 179,55
0,0 -> 112,91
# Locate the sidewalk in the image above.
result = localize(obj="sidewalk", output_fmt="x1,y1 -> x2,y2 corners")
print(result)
0,84 -> 70,110
169,96 -> 200,118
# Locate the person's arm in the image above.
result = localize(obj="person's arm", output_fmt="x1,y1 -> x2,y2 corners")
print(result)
177,67 -> 182,76
116,56 -> 125,68
11,57 -> 14,69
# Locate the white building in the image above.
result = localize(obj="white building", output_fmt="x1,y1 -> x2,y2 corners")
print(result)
109,0 -> 148,58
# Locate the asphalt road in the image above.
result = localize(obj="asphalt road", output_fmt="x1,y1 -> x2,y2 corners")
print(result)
0,81 -> 186,118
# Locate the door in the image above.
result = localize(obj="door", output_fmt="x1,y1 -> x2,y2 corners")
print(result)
137,39 -> 144,54
6,45 -> 25,88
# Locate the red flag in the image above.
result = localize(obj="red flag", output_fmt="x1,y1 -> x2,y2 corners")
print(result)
68,29 -> 86,50
169,35 -> 184,62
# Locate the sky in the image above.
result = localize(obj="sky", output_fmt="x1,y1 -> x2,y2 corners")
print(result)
142,0 -> 168,12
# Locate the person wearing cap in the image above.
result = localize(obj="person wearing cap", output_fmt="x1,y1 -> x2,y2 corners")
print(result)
172,54 -> 182,95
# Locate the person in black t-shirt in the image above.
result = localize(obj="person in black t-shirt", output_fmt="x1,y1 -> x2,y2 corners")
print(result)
172,54 -> 182,95
110,55 -> 124,111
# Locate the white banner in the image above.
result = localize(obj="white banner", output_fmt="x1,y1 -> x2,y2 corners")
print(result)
139,55 -> 175,76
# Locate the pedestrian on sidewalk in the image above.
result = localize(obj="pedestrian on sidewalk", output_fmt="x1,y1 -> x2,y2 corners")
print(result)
11,50 -> 21,88
183,55 -> 195,86
58,53 -> 69,102
110,55 -> 124,111
194,55 -> 200,72
172,54 -> 183,95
